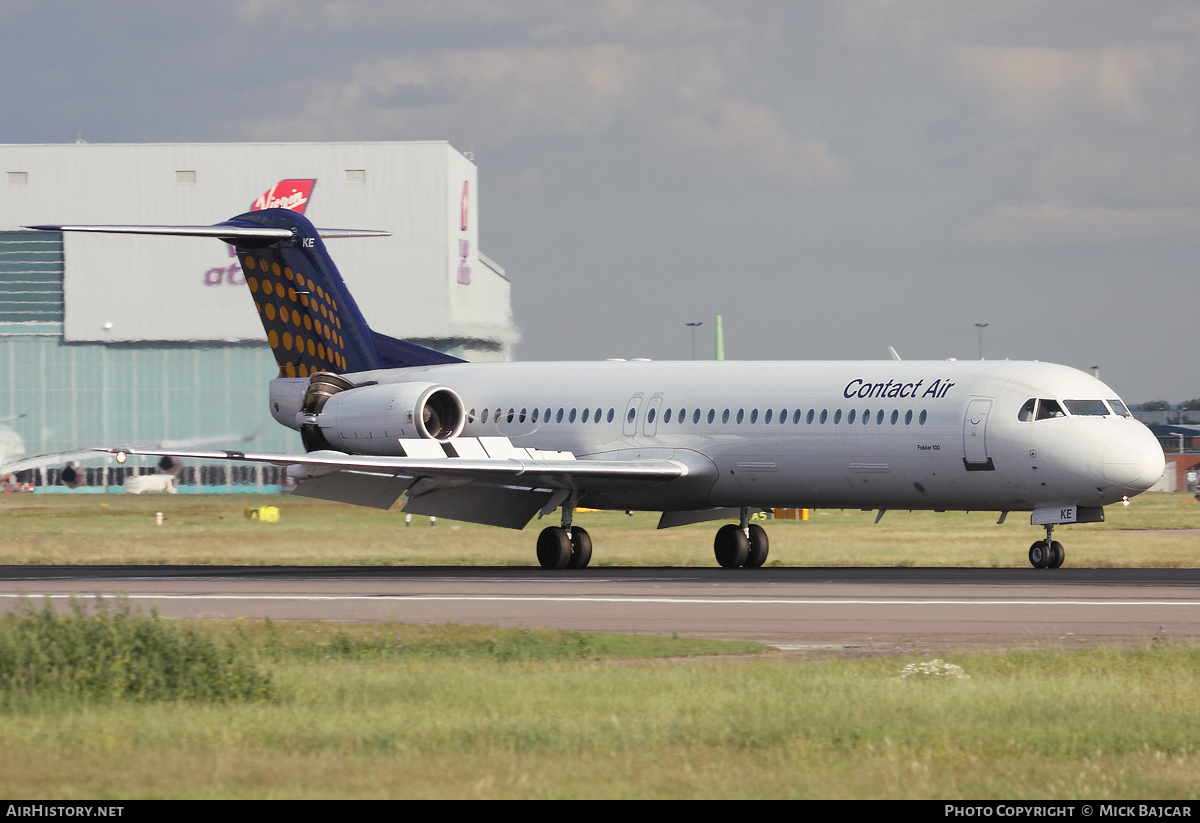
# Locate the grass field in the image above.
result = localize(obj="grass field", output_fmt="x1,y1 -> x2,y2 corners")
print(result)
1,612 -> 1199,799
0,491 -> 1197,567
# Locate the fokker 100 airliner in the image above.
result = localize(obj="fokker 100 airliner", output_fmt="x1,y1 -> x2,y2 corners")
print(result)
29,209 -> 1165,570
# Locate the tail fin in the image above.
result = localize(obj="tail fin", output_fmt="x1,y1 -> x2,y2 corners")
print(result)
29,209 -> 463,376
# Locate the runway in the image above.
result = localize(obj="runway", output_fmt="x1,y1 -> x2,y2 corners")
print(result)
2,566 -> 1199,647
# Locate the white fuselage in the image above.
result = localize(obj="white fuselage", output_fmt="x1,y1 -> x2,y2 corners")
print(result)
270,359 -> 1165,514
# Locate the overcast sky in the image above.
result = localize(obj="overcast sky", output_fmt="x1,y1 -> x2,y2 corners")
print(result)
3,1 -> 1199,402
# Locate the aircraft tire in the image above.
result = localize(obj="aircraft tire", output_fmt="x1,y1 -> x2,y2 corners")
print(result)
714,524 -> 749,568
744,524 -> 769,568
537,527 -> 572,570
1028,541 -> 1050,569
1048,541 -> 1065,569
567,527 -> 592,569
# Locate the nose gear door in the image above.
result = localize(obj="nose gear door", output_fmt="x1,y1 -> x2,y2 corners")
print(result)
963,397 -> 995,470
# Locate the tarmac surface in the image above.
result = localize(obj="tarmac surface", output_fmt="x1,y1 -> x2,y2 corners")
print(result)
2,565 -> 1199,651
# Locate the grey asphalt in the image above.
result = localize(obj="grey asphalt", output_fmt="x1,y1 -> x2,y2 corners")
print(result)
2,566 -> 1199,645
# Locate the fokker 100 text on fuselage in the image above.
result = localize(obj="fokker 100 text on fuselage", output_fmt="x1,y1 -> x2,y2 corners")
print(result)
29,209 -> 1165,570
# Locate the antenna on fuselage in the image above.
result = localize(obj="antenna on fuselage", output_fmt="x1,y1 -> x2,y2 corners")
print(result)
888,346 -> 901,361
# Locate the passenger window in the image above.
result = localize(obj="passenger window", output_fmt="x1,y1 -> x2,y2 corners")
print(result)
804,409 -> 812,424
1036,399 -> 1065,420
708,409 -> 715,424
627,408 -> 636,423
665,409 -> 673,424
647,408 -> 655,424
779,409 -> 787,424
481,408 -> 489,424
1064,400 -> 1108,416
469,409 -> 476,423
737,409 -> 744,424
693,409 -> 701,424
890,409 -> 898,425
545,408 -> 551,423
532,408 -> 539,423
556,408 -> 564,423
834,409 -> 842,424
848,409 -> 857,424
819,409 -> 827,424
764,409 -> 773,424
1108,399 -> 1132,417
1018,399 -> 1036,422
494,409 -> 502,424
750,409 -> 758,424
876,409 -> 884,425
594,408 -> 601,423
569,408 -> 577,423
582,408 -> 591,423
722,410 -> 730,424
507,409 -> 515,423
519,408 -> 527,423
919,410 -> 927,425
905,410 -> 913,425
607,408 -> 615,423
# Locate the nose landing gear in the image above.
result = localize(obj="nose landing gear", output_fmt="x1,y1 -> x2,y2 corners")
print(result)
1028,524 -> 1065,569
714,508 -> 770,568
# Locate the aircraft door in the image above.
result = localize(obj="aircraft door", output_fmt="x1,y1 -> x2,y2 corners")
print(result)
643,394 -> 663,437
623,394 -> 644,437
963,398 -> 994,469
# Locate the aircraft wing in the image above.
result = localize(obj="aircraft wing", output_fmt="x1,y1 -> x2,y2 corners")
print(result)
0,448 -> 117,476
93,442 -> 689,529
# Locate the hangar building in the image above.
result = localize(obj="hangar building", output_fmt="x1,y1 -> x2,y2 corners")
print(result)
0,141 -> 518,490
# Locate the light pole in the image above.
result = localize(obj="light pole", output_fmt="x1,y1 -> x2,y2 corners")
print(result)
975,323 -> 989,360
686,322 -> 702,360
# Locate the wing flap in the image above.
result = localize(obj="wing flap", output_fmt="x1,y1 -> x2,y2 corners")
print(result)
403,483 -> 554,529
290,470 -> 410,510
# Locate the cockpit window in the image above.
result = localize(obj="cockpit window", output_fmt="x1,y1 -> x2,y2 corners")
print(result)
1036,399 -> 1066,420
1064,400 -> 1108,416
1108,399 -> 1132,417
1018,399 -> 1036,422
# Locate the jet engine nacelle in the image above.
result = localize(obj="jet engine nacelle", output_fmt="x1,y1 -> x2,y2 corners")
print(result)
307,381 -> 465,454
59,463 -> 84,490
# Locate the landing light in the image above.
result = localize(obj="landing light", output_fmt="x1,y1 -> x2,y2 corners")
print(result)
1122,496 -> 1130,507
115,451 -> 127,464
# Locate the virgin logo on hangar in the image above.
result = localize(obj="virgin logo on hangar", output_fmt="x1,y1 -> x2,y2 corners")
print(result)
252,179 -> 316,214
204,179 -> 317,286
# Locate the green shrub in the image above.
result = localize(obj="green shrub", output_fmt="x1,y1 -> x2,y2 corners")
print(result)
0,598 -> 274,708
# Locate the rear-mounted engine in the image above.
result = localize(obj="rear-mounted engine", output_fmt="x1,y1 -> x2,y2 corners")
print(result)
297,372 -> 465,453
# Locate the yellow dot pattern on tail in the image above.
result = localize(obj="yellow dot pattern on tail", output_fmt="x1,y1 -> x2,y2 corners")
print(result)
242,251 -> 348,377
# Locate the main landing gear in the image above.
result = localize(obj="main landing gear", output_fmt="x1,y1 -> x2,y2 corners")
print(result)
536,500 -> 592,570
714,508 -> 769,569
1028,523 -> 1065,569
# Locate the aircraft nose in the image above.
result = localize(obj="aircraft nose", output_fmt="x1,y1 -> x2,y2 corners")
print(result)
1103,428 -> 1166,493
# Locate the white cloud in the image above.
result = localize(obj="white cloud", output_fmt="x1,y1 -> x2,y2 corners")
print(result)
244,40 -> 849,189
952,45 -> 1155,124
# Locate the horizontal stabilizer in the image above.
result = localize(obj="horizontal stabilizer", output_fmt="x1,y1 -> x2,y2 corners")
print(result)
25,223 -> 389,240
